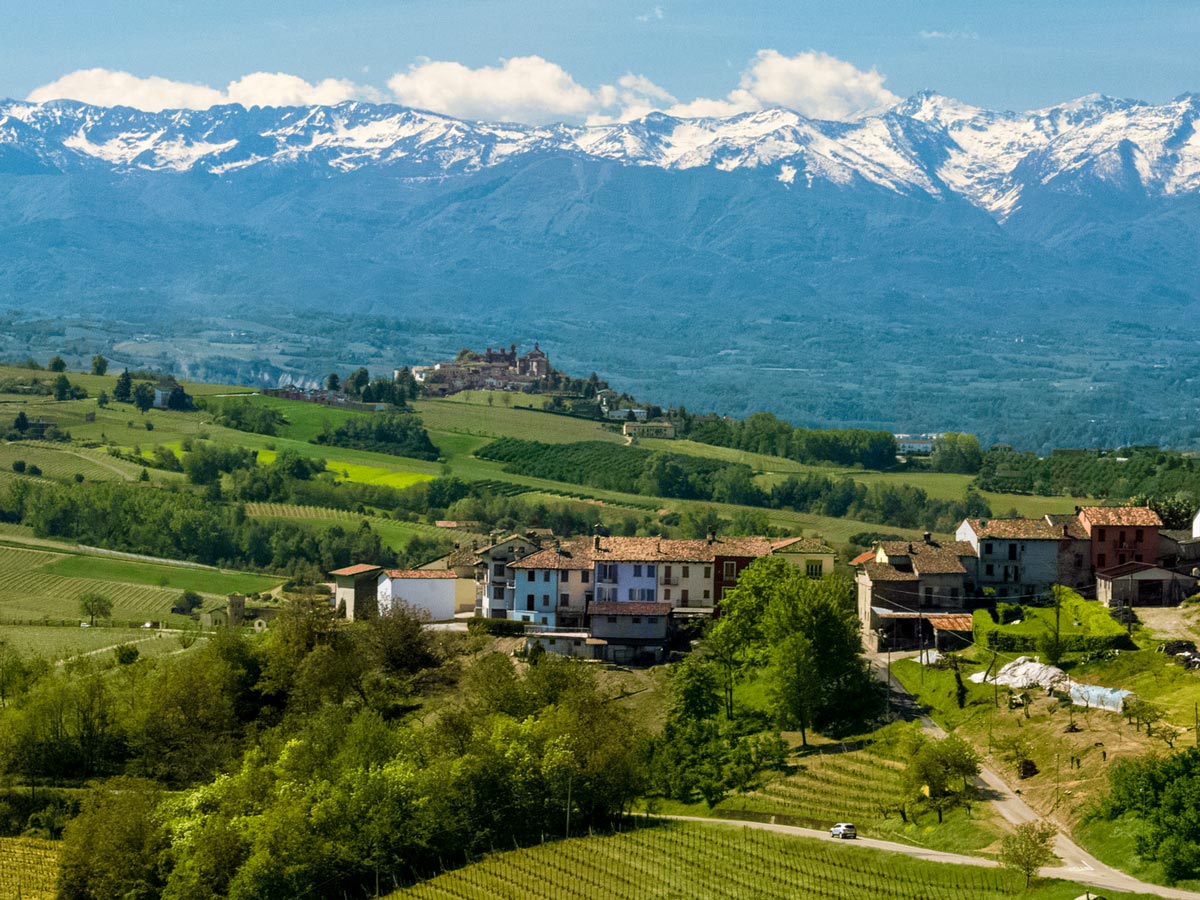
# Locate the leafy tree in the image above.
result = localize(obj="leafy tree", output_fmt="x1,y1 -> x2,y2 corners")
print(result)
11,460 -> 25,473
326,372 -> 341,391
97,390 -> 109,408
57,777 -> 166,900
53,374 -> 71,401
47,355 -> 66,372
79,591 -> 112,626
670,655 -> 721,723
91,354 -> 108,376
113,369 -> 133,403
1000,820 -> 1057,888
931,432 -> 984,474
174,590 -> 203,614
132,382 -> 155,413
13,410 -> 28,433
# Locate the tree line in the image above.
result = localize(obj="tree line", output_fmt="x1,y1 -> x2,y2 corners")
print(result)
478,438 -> 993,532
676,411 -> 899,470
0,603 -> 648,900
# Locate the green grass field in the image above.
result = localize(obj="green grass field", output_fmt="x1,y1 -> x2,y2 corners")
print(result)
386,820 -> 1103,900
0,542 -> 282,625
0,836 -> 58,900
0,625 -> 203,662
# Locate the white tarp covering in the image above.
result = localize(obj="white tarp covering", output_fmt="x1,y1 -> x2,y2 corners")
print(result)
970,655 -> 1130,710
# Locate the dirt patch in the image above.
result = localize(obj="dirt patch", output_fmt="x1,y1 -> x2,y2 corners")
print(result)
1136,605 -> 1200,642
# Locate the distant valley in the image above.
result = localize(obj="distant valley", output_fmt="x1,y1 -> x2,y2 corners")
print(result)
2,94 -> 1199,451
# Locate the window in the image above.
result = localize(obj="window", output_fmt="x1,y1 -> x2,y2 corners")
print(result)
1119,530 -> 1127,546
543,570 -> 551,582
559,593 -> 568,606
526,595 -> 534,611
704,566 -> 712,579
1097,528 -> 1106,541
548,638 -> 556,645
703,590 -> 711,600
1135,553 -> 1143,562
1118,554 -> 1126,565
633,564 -> 642,577
494,564 -> 506,576
985,564 -> 994,576
682,566 -> 689,577
1136,528 -> 1144,543
984,543 -> 993,555
1008,543 -> 1017,560
527,571 -> 536,582
950,588 -> 960,600
540,617 -> 547,624
648,617 -> 659,623
805,560 -> 822,578
632,617 -> 642,624
542,594 -> 550,607
646,565 -> 655,577
607,616 -> 617,623
1097,553 -> 1107,568
560,570 -> 569,582
723,561 -> 737,579
681,589 -> 689,605
1075,554 -> 1083,568
598,564 -> 616,582
664,588 -> 671,601
923,587 -> 933,605
582,571 -> 590,583
664,565 -> 672,579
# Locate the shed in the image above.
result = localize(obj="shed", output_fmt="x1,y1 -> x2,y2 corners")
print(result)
1097,562 -> 1198,607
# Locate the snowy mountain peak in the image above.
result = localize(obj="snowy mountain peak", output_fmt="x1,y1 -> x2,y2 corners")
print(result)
6,93 -> 1200,218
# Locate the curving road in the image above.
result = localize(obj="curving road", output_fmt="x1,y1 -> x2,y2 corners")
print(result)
860,650 -> 1200,898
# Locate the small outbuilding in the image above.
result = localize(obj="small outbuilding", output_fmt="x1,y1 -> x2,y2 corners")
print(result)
377,569 -> 468,620
329,564 -> 384,620
1097,561 -> 1197,607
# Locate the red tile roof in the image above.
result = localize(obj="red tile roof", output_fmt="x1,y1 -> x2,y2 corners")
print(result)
382,570 -> 459,579
879,540 -> 972,575
1079,506 -> 1163,528
850,550 -> 876,566
928,614 -> 975,632
328,564 -> 384,577
860,561 -> 919,582
966,518 -> 1076,540
509,540 -> 595,570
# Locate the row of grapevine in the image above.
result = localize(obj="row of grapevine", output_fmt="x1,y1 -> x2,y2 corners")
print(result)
0,836 -> 59,900
392,822 -> 1021,900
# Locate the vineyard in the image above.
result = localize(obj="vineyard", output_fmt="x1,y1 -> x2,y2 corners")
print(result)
0,545 -> 204,623
0,440 -> 141,482
388,821 -> 1084,900
0,836 -> 59,900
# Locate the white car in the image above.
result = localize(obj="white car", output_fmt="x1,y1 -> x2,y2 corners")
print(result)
830,823 -> 856,839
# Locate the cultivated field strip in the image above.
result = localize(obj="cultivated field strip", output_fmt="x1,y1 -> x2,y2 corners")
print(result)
243,503 -> 478,541
0,546 -> 180,622
732,744 -> 908,826
392,822 -> 1021,900
0,836 -> 59,900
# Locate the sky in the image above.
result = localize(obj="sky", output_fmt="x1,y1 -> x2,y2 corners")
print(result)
7,0 -> 1200,124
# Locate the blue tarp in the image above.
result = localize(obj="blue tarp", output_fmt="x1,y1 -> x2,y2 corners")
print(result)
1070,683 -> 1131,712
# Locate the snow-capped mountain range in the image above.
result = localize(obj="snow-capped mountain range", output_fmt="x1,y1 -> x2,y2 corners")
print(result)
5,91 -> 1200,219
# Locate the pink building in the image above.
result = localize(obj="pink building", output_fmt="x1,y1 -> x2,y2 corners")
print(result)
1077,506 -> 1163,572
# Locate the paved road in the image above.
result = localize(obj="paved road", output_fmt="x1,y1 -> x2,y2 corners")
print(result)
865,650 -> 1200,898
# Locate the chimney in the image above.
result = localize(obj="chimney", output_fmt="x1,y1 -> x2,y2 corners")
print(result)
908,543 -> 915,554
594,534 -> 601,550
1062,524 -> 1069,537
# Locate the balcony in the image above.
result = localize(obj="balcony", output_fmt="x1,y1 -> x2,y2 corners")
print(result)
659,575 -> 680,586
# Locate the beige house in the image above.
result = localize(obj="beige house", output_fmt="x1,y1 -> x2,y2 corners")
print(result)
771,536 -> 837,579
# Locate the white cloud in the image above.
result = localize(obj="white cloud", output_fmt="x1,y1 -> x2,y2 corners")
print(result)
636,6 -> 665,22
27,69 -> 225,111
387,56 -> 598,124
717,50 -> 900,120
27,68 -> 378,112
26,51 -> 900,125
919,29 -> 979,41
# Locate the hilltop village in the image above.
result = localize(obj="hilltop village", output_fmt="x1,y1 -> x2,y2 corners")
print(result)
331,504 -> 1200,663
